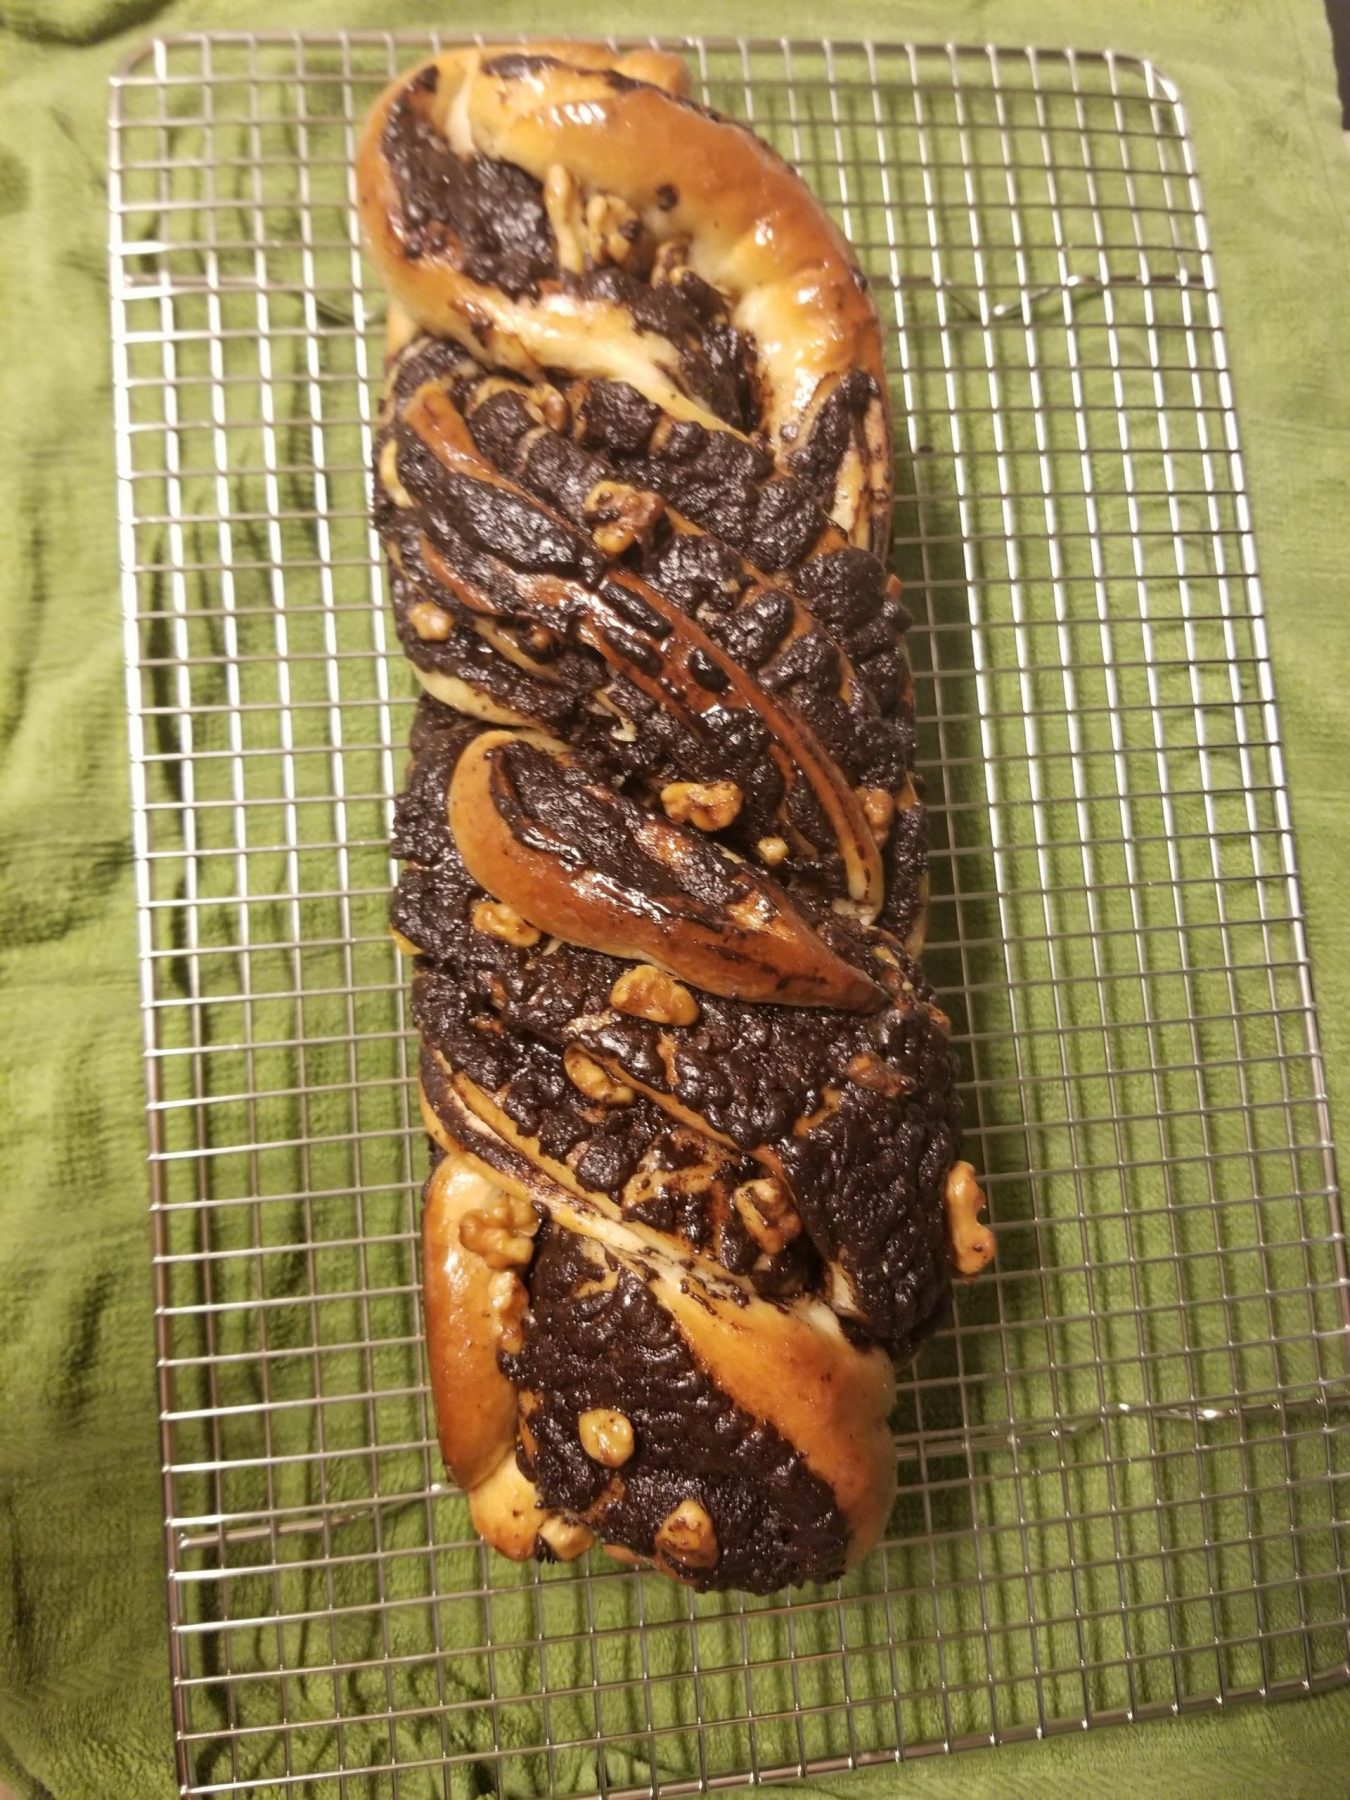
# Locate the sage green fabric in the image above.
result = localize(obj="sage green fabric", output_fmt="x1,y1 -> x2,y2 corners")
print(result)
1,1 -> 1347,1796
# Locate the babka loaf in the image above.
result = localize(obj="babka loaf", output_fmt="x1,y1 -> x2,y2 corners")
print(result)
357,41 -> 992,1593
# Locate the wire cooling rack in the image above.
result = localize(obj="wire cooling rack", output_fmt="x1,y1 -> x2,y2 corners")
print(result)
108,30 -> 1350,1798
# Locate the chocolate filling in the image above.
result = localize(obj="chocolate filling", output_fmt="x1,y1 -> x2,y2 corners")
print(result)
786,367 -> 878,502
397,710 -> 815,1291
571,266 -> 756,430
383,85 -> 556,294
377,343 -> 927,924
504,1223 -> 850,1592
382,424 -> 853,896
456,375 -> 914,789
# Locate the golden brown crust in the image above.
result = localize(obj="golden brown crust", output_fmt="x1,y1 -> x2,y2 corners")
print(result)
648,1259 -> 897,1561
420,1149 -> 519,1489
465,1450 -> 546,1560
944,1159 -> 994,1276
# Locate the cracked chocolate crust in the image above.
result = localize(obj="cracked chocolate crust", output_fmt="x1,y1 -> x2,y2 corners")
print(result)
360,40 -> 991,1592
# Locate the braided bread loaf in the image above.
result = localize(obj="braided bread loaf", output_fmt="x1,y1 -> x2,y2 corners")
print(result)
358,43 -> 991,1593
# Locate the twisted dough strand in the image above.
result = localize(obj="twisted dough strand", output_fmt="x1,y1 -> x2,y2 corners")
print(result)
360,43 -> 990,1592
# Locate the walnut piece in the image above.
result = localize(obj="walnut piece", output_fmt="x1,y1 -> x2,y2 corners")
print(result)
845,1050 -> 908,1096
660,779 -> 743,832
732,1176 -> 801,1255
459,1194 -> 539,1271
563,1043 -> 636,1107
529,383 -> 569,433
727,891 -> 773,931
756,835 -> 790,867
655,1497 -> 719,1570
578,1407 -> 635,1468
944,1159 -> 994,1276
583,478 -> 665,558
650,238 -> 689,286
857,785 -> 896,840
522,623 -> 560,656
538,1515 -> 595,1562
471,899 -> 541,948
377,435 -> 413,508
610,964 -> 700,1027
485,1269 -> 528,1353
406,599 -> 452,642
584,191 -> 643,268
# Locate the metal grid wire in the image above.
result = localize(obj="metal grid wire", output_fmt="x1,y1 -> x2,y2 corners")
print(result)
108,31 -> 1350,1798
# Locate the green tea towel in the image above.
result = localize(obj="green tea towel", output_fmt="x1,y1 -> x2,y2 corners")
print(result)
1,1 -> 1347,1797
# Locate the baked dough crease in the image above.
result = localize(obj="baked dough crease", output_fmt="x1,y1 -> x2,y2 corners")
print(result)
358,41 -> 991,1592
